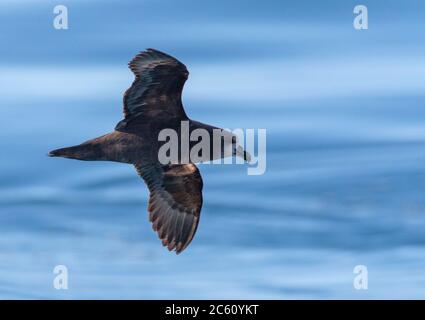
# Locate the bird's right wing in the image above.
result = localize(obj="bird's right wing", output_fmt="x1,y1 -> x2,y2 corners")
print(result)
135,162 -> 203,254
116,49 -> 189,131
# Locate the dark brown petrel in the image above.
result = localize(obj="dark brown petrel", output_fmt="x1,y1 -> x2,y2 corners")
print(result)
49,49 -> 250,254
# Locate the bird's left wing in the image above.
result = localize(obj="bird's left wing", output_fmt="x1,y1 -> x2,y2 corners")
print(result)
116,49 -> 189,131
135,163 -> 203,254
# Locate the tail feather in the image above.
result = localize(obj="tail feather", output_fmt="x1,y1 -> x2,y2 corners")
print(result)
48,143 -> 105,161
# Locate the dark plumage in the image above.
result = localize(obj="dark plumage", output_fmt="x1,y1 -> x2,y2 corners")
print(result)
49,49 -> 249,254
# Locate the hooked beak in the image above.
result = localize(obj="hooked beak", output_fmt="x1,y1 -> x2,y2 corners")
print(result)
235,145 -> 251,162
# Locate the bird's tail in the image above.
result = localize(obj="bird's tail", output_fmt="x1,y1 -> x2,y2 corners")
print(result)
48,141 -> 106,161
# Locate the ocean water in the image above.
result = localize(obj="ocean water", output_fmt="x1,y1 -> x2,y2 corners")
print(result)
0,0 -> 425,299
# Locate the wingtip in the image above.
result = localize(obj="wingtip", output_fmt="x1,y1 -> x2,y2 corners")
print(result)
162,236 -> 188,255
175,247 -> 185,255
146,48 -> 163,54
175,245 -> 185,255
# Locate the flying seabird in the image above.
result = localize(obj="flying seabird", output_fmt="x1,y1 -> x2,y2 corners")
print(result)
49,49 -> 250,254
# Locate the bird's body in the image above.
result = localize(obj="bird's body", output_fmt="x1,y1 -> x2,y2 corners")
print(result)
49,49 -> 248,254
51,120 -> 225,164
